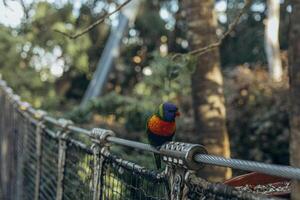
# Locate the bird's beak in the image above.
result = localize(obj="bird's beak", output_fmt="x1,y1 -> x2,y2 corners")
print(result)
176,111 -> 180,117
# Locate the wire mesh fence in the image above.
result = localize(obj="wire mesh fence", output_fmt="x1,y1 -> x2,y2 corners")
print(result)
0,88 -> 21,200
22,115 -> 38,200
0,80 -> 286,200
39,129 -> 59,200
63,139 -> 94,200
100,150 -> 169,200
0,86 -> 170,200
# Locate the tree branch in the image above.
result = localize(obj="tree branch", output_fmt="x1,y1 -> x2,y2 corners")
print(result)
19,0 -> 30,20
2,0 -> 14,11
173,0 -> 253,60
54,0 -> 132,39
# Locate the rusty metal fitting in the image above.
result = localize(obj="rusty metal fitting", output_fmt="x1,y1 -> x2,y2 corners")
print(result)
34,110 -> 47,121
91,128 -> 115,146
160,142 -> 207,170
58,118 -> 73,131
19,101 -> 31,111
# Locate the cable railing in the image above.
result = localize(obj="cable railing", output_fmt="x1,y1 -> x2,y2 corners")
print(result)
0,77 -> 297,200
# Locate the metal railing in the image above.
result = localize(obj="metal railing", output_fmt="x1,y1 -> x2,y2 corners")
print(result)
0,78 -> 297,200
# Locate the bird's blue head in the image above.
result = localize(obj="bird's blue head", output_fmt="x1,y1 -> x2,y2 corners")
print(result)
157,102 -> 180,122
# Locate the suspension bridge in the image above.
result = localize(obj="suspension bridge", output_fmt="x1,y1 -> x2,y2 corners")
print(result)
0,77 -> 300,200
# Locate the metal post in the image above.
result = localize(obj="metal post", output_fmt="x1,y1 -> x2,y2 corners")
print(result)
0,85 -> 8,200
34,110 -> 46,200
90,128 -> 115,200
10,94 -> 21,200
159,142 -> 207,200
34,121 -> 43,200
92,144 -> 101,200
56,119 -> 72,200
16,102 -> 31,200
3,88 -> 13,199
0,84 -> 7,200
80,0 -> 141,107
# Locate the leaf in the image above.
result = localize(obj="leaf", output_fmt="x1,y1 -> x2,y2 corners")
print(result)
169,69 -> 180,80
185,55 -> 197,73
167,63 -> 181,80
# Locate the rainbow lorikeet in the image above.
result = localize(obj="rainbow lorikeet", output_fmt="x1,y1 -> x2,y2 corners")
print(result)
147,102 -> 180,169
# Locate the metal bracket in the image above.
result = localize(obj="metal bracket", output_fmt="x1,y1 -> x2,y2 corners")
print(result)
91,128 -> 115,147
57,118 -> 73,139
58,118 -> 73,130
166,166 -> 186,200
34,110 -> 47,121
160,142 -> 208,200
160,141 -> 207,170
173,174 -> 182,200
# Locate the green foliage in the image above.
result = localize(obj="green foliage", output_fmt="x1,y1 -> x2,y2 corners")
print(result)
0,25 -> 59,108
67,92 -> 153,132
0,1 -> 111,110
225,66 -> 289,165
135,1 -> 168,50
0,0 -> 292,170
135,52 -> 195,100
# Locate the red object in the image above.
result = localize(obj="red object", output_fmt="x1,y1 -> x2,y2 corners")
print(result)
224,172 -> 290,198
147,115 -> 176,137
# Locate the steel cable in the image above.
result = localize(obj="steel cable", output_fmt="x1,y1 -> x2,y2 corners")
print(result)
195,154 -> 300,180
2,79 -> 300,183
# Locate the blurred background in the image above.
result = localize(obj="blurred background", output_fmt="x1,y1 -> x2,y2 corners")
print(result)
0,0 -> 292,180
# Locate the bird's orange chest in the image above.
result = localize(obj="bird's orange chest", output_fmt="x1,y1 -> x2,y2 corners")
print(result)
147,115 -> 176,136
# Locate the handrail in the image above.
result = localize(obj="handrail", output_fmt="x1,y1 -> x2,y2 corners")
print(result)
1,78 -> 300,181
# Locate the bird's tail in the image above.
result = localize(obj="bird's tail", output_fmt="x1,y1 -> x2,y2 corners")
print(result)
154,153 -> 161,169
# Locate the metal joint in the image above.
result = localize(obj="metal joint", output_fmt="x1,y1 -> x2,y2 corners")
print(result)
160,142 -> 207,170
57,118 -> 73,139
19,101 -> 31,111
4,87 -> 12,93
34,110 -> 47,121
6,90 -> 15,99
91,128 -> 115,146
11,95 -> 21,105
58,118 -> 73,129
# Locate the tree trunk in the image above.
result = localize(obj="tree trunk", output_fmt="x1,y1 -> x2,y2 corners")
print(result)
265,0 -> 283,82
289,1 -> 300,199
182,0 -> 231,181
